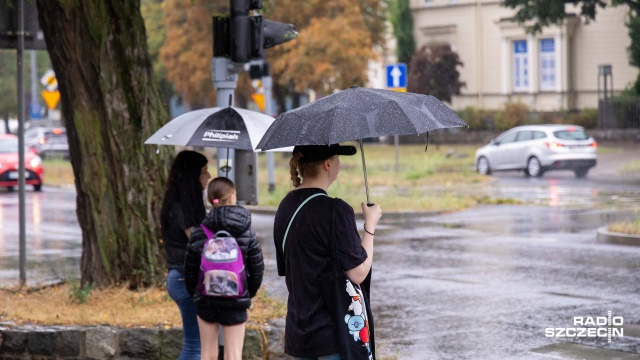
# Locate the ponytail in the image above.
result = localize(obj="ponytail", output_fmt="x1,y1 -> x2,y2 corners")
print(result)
289,151 -> 322,188
289,152 -> 303,188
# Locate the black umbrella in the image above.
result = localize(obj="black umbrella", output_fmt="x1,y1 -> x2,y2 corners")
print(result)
256,87 -> 468,203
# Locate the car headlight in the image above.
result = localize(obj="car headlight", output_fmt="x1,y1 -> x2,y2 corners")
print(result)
29,157 -> 42,168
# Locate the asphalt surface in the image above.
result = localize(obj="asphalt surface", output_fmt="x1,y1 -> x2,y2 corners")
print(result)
1,145 -> 639,359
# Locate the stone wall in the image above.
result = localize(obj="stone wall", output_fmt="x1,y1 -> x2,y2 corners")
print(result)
0,319 -> 286,360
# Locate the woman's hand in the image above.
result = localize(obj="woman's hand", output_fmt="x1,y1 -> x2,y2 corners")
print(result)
361,202 -> 382,234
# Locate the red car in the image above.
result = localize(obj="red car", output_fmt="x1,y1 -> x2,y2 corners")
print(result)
0,134 -> 44,192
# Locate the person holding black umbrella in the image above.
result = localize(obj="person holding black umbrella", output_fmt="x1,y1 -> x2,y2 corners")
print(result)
273,144 -> 382,360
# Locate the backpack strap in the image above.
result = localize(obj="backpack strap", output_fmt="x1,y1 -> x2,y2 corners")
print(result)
200,224 -> 215,239
282,192 -> 328,253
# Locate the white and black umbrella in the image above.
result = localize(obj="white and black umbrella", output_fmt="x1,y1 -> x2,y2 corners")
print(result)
256,87 -> 468,204
145,106 -> 278,150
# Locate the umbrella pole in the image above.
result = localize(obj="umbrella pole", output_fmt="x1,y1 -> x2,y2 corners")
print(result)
225,148 -> 230,178
359,139 -> 372,205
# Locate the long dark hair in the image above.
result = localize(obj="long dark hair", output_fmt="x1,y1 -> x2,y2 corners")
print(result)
161,150 -> 208,230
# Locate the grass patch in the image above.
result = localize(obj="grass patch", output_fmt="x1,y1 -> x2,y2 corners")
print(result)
257,143 -> 491,211
620,160 -> 640,174
0,283 -> 284,328
42,144 -> 496,211
42,158 -> 75,186
608,217 -> 640,235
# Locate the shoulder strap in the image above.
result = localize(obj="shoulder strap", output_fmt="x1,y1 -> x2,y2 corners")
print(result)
282,192 -> 328,253
200,224 -> 215,239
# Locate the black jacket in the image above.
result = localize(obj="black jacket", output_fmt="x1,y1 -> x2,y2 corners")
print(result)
185,205 -> 264,310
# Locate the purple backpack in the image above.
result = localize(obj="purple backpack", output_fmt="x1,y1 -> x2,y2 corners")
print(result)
196,224 -> 247,298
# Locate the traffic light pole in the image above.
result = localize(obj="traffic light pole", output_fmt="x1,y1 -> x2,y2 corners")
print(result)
262,70 -> 276,193
211,57 -> 242,182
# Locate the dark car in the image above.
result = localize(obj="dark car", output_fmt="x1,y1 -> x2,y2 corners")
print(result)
0,134 -> 44,191
25,126 -> 69,159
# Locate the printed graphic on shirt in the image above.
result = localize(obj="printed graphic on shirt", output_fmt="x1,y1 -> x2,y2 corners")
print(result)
344,280 -> 372,358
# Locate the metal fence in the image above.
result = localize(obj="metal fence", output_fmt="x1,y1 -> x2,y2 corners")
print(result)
598,98 -> 640,129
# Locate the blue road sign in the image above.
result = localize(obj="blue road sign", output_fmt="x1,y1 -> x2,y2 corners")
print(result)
29,102 -> 43,120
386,63 -> 407,89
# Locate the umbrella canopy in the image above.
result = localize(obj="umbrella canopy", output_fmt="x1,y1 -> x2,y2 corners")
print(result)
255,87 -> 468,204
256,87 -> 467,151
145,106 -> 279,151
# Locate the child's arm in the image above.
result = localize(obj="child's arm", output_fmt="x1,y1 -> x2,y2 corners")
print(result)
245,227 -> 264,297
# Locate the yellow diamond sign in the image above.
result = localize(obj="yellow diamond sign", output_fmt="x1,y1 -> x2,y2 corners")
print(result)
41,90 -> 60,110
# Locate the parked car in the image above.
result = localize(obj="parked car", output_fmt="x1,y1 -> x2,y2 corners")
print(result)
475,125 -> 597,178
0,134 -> 44,191
25,126 -> 69,159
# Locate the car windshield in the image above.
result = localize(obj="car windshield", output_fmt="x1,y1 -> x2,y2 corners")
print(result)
554,129 -> 589,140
0,139 -> 19,153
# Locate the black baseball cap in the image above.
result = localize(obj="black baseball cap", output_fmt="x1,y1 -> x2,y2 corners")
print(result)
294,144 -> 357,164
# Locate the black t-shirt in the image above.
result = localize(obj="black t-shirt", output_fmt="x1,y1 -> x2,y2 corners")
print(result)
273,188 -> 367,357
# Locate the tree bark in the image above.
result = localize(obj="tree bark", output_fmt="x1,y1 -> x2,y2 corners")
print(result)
36,0 -> 170,288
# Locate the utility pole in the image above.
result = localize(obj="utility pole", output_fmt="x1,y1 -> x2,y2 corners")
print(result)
212,0 -> 297,202
1,0 -> 48,288
263,65 -> 276,193
17,0 -> 26,287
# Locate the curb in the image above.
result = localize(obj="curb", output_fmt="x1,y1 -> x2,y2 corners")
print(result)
596,226 -> 640,246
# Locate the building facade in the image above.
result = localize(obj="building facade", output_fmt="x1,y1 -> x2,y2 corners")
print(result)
411,0 -> 637,111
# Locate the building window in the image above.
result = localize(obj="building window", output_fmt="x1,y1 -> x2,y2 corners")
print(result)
513,40 -> 528,92
539,38 -> 556,91
425,0 -> 434,5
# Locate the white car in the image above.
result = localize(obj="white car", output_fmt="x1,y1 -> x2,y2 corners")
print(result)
475,125 -> 597,178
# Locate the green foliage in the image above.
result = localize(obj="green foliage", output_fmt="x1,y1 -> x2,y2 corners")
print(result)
389,0 -> 416,65
141,0 -> 167,82
628,12 -> 640,68
0,50 -> 51,120
492,102 -> 529,130
69,280 -> 95,304
567,108 -> 598,128
459,105 -> 598,130
502,0 -> 607,34
456,106 -> 494,130
407,44 -> 465,103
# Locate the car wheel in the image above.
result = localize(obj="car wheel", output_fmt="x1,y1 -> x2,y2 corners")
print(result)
476,156 -> 491,175
6,186 -> 14,192
526,157 -> 544,177
574,167 -> 589,178
34,184 -> 43,192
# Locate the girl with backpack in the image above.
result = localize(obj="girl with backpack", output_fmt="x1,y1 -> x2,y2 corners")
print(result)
184,177 -> 264,360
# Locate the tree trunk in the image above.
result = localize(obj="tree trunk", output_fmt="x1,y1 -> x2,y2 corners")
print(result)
36,0 -> 171,288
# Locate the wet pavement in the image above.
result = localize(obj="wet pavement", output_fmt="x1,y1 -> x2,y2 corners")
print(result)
1,147 -> 639,358
0,186 -> 80,287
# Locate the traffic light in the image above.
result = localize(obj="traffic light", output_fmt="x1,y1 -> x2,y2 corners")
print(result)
225,0 -> 297,63
0,1 -> 47,50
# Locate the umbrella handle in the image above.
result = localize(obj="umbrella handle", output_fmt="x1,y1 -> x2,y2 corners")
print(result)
359,139 -> 373,206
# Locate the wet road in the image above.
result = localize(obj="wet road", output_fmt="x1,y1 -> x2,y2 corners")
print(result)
1,147 -> 639,358
0,186 -> 80,287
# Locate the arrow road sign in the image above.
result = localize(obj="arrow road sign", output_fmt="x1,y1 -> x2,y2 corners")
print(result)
386,63 -> 407,89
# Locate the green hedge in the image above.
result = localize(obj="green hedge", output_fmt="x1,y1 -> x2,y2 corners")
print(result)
456,104 -> 598,130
